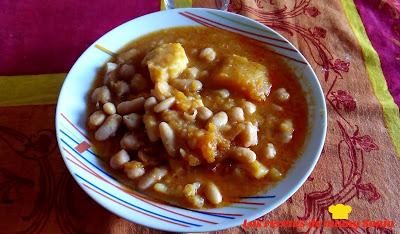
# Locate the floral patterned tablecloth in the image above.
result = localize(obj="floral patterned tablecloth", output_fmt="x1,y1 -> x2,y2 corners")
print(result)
0,0 -> 399,233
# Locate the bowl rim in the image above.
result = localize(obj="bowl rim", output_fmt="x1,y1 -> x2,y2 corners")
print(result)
55,8 -> 327,232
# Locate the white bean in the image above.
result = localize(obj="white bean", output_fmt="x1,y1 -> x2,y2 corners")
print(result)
152,81 -> 172,101
216,89 -> 230,98
153,183 -> 168,194
88,111 -> 106,129
197,106 -> 213,121
190,195 -> 205,208
119,64 -> 135,80
159,122 -> 176,157
91,86 -> 111,104
199,47 -> 216,61
229,146 -> 256,163
105,62 -> 118,73
245,160 -> 269,179
192,80 -> 203,91
103,102 -> 116,115
137,150 -> 160,166
183,182 -> 204,208
184,67 -> 199,79
264,143 -> 276,159
144,97 -> 158,112
170,79 -> 202,92
117,97 -> 145,115
111,80 -> 130,97
137,167 -> 168,190
110,149 -> 130,169
221,122 -> 245,141
240,122 -> 258,147
183,109 -> 197,121
228,107 -> 244,122
143,113 -> 159,142
205,182 -> 222,205
171,78 -> 194,91
154,97 -> 175,113
123,113 -> 141,130
95,114 -> 122,141
123,160 -> 145,179
120,133 -> 141,151
130,74 -> 147,91
183,182 -> 201,197
271,104 -> 283,112
103,70 -> 118,85
279,119 -> 294,143
275,88 -> 290,102
208,111 -> 228,128
117,48 -> 139,63
243,101 -> 256,114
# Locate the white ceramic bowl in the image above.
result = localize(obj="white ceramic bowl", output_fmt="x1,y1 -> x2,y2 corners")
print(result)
56,8 -> 327,232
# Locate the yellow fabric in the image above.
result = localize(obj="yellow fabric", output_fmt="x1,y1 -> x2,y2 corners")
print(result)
160,0 -> 192,10
160,0 -> 165,10
0,73 -> 66,106
341,0 -> 400,158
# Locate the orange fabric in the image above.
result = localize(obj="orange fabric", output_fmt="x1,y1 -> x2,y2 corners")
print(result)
0,1 -> 399,233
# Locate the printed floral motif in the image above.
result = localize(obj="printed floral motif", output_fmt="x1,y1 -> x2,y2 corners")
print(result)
351,126 -> 379,152
330,90 -> 357,112
311,26 -> 327,38
228,0 -> 243,13
371,227 -> 395,234
356,183 -> 381,203
333,59 -> 350,72
0,169 -> 34,204
393,24 -> 400,36
304,6 -> 320,17
378,0 -> 400,19
255,0 -> 264,8
0,126 -> 57,233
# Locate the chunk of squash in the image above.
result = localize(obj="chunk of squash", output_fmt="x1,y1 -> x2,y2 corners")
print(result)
211,54 -> 271,101
244,160 -> 269,179
143,43 -> 189,83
